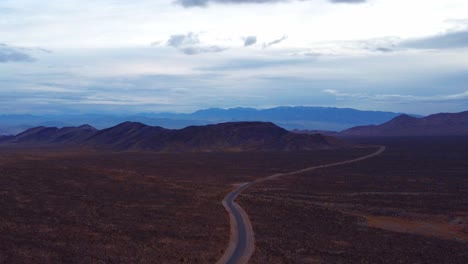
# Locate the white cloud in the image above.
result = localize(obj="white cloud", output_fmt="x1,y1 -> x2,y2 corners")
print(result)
324,89 -> 468,102
1,0 -> 467,49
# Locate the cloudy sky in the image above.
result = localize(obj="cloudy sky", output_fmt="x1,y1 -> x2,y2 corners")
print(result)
1,0 -> 468,115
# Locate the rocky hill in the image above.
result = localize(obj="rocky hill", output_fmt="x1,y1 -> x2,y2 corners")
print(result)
7,125 -> 98,144
340,111 -> 468,137
1,121 -> 350,152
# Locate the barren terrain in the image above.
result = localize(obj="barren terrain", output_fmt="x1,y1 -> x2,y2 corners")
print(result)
1,137 -> 467,263
0,147 -> 371,263
240,137 -> 468,263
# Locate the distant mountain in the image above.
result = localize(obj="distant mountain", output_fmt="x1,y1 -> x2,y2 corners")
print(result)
155,106 -> 407,130
0,114 -> 211,135
0,107 -> 410,135
1,121 -> 349,152
190,107 -> 400,123
340,111 -> 468,137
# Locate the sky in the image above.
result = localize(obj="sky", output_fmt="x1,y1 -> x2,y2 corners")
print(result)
1,0 -> 468,115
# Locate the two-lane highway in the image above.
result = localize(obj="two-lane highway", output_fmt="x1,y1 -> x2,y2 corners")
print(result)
217,183 -> 255,264
217,146 -> 386,264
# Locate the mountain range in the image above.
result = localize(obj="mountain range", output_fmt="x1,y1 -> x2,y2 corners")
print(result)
340,111 -> 468,137
0,121 -> 348,152
2,111 -> 467,151
0,106 -> 409,135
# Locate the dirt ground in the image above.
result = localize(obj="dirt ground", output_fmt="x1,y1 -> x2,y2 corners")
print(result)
2,138 -> 466,263
0,147 -> 372,263
240,137 -> 468,263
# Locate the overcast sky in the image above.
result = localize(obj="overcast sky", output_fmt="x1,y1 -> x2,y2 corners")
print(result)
1,0 -> 468,115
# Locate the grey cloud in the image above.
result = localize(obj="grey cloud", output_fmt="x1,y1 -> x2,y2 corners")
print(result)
0,7 -> 15,14
243,36 -> 257,47
0,73 -> 235,114
402,29 -> 468,49
164,32 -> 227,55
166,32 -> 200,47
362,43 -> 397,53
330,0 -> 366,3
292,37 -> 399,57
263,35 -> 288,49
372,47 -> 395,53
197,58 -> 310,71
150,41 -> 162,46
180,45 -> 226,55
0,43 -> 36,63
176,0 -> 366,8
176,0 -> 208,7
355,37 -> 400,53
177,0 -> 282,8
27,47 -> 52,54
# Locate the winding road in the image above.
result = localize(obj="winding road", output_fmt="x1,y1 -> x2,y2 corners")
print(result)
217,146 -> 386,264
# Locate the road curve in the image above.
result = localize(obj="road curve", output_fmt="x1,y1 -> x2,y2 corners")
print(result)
217,146 -> 386,264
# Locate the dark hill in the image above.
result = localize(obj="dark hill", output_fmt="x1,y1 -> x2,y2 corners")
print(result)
340,111 -> 468,137
0,135 -> 14,143
164,122 -> 289,152
84,121 -> 348,152
7,124 -> 98,144
1,121 -> 349,152
84,122 -> 170,150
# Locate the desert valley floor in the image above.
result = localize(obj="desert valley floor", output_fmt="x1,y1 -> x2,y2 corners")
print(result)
0,137 -> 467,263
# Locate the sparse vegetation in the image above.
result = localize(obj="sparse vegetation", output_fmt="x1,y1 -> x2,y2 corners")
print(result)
0,147 -> 371,263
241,137 -> 468,263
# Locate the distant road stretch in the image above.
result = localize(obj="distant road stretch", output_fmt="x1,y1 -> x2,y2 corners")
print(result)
217,146 -> 386,264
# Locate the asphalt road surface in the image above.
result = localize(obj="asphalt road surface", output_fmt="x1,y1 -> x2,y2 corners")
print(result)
217,146 -> 386,264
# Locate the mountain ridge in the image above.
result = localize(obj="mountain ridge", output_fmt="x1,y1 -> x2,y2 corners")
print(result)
340,111 -> 468,137
0,121 -> 349,152
0,106 -> 414,135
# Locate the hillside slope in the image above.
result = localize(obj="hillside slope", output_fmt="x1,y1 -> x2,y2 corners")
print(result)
1,122 -> 350,152
6,125 -> 98,144
341,111 -> 468,137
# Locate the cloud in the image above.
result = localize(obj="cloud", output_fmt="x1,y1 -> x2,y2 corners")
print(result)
330,0 -> 366,3
290,36 -> 401,57
360,38 -> 399,53
176,0 -> 281,8
324,89 -> 468,102
197,58 -> 310,71
372,47 -> 395,53
164,32 -> 227,55
444,91 -> 468,101
166,32 -> 200,47
402,29 -> 468,49
0,7 -> 15,14
0,72 -> 270,114
243,36 -> 257,47
263,35 -> 288,49
176,0 -> 367,8
179,46 -> 226,55
150,41 -> 162,46
0,43 -> 36,63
